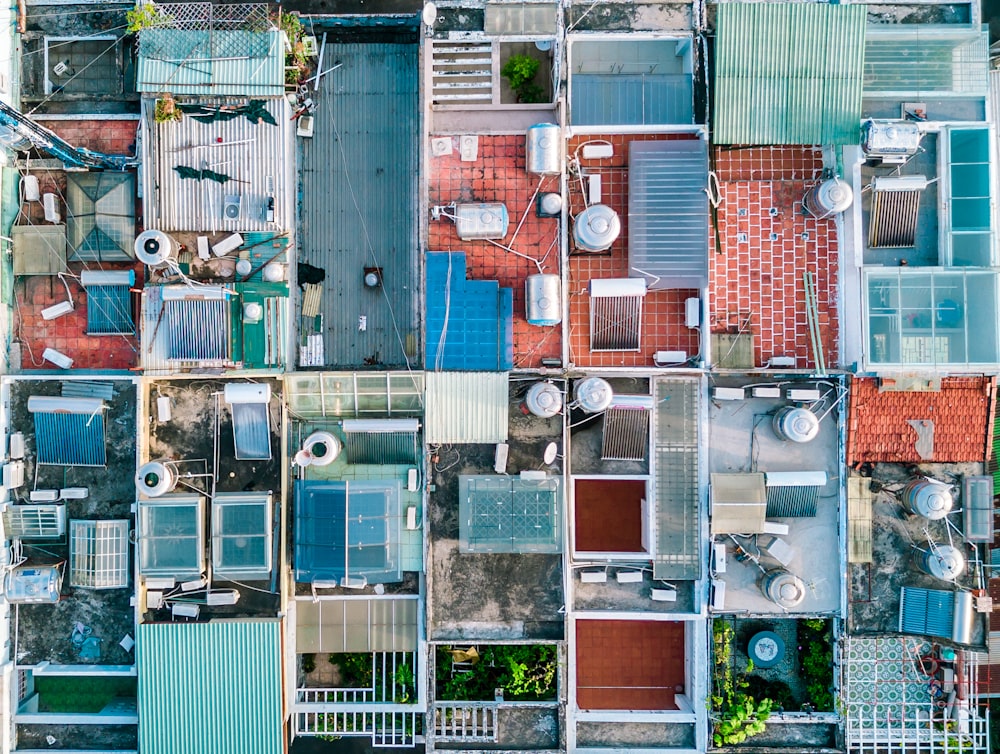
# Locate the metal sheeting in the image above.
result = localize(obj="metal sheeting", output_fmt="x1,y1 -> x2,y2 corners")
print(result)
653,377 -> 700,580
628,139 -> 708,288
710,473 -> 767,535
230,403 -> 272,461
137,29 -> 284,96
34,411 -> 106,467
165,298 -> 230,362
144,97 -> 294,233
345,432 -> 418,465
459,475 -> 561,554
137,620 -> 283,754
864,30 -> 988,97
425,372 -> 508,444
714,3 -> 866,145
601,407 -> 649,461
899,586 -> 954,639
300,43 -> 419,368
69,519 -> 130,589
86,285 -> 134,335
295,597 -> 418,654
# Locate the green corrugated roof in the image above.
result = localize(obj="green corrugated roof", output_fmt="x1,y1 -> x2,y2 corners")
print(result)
714,3 -> 867,145
138,620 -> 283,754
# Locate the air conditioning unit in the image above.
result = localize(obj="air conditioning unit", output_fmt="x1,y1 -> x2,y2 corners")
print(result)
3,462 -> 24,489
223,195 -> 242,221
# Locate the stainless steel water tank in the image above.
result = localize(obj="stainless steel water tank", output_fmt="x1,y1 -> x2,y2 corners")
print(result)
902,479 -> 953,520
573,204 -> 621,252
920,544 -> 966,582
525,274 -> 561,326
574,377 -> 613,414
772,406 -> 820,443
454,203 -> 509,240
526,381 -> 563,418
526,123 -> 561,175
760,569 -> 806,609
803,177 -> 853,218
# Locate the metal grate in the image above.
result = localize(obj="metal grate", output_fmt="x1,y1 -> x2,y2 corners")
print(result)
869,179 -> 926,248
431,41 -> 494,105
139,3 -> 272,60
165,299 -> 229,362
34,412 -> 106,467
601,407 -> 650,461
899,586 -> 953,638
70,519 -> 130,589
86,285 -> 134,335
3,505 -> 66,539
589,295 -> 643,351
231,403 -> 271,461
345,432 -> 418,465
765,484 -> 821,517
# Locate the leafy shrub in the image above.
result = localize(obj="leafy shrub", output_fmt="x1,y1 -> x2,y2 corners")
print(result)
712,621 -> 774,747
126,4 -> 167,33
436,644 -> 557,701
330,653 -> 374,688
501,54 -> 547,104
301,653 -> 316,674
797,619 -> 834,711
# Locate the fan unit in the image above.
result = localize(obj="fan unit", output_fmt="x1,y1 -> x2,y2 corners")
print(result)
223,195 -> 242,221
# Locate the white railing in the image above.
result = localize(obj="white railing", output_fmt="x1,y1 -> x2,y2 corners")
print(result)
433,702 -> 498,742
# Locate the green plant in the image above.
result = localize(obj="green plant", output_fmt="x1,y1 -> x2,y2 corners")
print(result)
277,11 -> 310,86
330,653 -> 374,688
301,653 -> 316,674
393,663 -> 415,703
501,54 -> 547,104
154,96 -> 182,123
126,3 -> 167,33
436,644 -> 557,702
797,619 -> 834,711
35,676 -> 137,713
711,621 -> 774,747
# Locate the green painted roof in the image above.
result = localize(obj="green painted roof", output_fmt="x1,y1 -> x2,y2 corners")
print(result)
138,620 -> 284,754
714,3 -> 867,145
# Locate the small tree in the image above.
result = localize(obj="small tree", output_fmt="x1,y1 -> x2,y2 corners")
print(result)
501,54 -> 546,104
126,3 -> 167,33
712,622 -> 774,747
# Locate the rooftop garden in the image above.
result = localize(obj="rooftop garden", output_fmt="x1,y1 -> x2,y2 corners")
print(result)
435,644 -> 557,702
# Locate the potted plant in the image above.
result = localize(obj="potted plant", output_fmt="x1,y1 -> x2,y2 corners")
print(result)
501,53 -> 546,104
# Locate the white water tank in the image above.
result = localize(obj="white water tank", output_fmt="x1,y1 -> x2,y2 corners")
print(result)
574,377 -> 613,414
136,461 -> 178,498
295,431 -> 341,467
573,204 -> 621,252
920,544 -> 966,582
902,479 -> 954,520
134,229 -> 177,269
525,274 -> 561,326
761,569 -> 806,609
526,381 -> 563,418
7,566 -> 62,604
803,177 -> 853,218
772,406 -> 820,443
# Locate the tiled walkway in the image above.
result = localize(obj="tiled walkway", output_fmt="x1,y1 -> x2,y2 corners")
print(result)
427,134 -> 561,368
576,619 -> 685,710
710,147 -> 839,368
567,134 -> 701,367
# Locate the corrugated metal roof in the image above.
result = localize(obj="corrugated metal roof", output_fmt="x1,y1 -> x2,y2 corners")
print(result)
141,286 -> 235,373
425,372 -> 508,444
137,29 -> 284,97
714,3 -> 866,145
296,596 -> 418,653
299,43 -> 420,369
143,97 -> 294,233
137,620 -> 284,754
628,139 -> 708,288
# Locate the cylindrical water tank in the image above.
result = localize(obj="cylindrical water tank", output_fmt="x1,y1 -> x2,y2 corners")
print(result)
134,229 -> 177,269
538,192 -> 563,217
902,479 -> 954,520
573,204 -> 621,252
803,177 -> 854,218
772,406 -> 820,443
526,381 -> 563,418
761,569 -> 806,609
263,263 -> 286,282
526,123 -> 561,175
136,461 -> 177,498
80,270 -> 135,287
298,431 -> 341,467
574,377 -> 613,414
920,544 -> 966,582
525,274 -> 562,326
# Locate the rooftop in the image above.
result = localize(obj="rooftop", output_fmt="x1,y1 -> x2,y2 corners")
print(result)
848,377 -> 995,465
708,375 -> 845,615
427,380 -> 563,641
5,377 -> 137,665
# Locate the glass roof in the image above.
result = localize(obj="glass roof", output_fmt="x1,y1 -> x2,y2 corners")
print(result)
138,494 -> 205,580
459,475 -> 561,554
212,492 -> 272,580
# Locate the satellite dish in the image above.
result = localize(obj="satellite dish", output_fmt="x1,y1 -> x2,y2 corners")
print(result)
543,442 -> 558,465
422,2 -> 438,26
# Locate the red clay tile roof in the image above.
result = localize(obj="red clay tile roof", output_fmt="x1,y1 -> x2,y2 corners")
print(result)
847,377 -> 996,465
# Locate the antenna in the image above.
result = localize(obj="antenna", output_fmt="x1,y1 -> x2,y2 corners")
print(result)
422,2 -> 438,29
